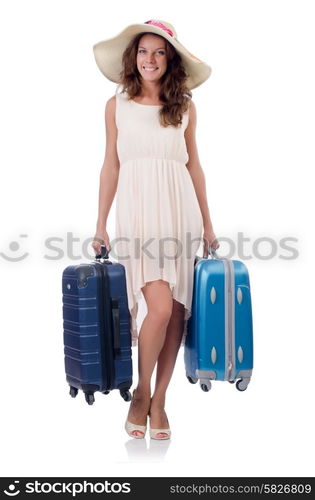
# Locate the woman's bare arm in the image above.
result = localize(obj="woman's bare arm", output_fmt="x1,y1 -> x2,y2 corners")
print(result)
96,95 -> 120,233
184,100 -> 219,251
184,99 -> 213,231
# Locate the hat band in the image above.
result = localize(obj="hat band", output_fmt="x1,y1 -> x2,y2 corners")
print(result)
144,19 -> 174,37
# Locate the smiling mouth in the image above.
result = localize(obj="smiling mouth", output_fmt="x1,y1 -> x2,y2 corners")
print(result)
143,66 -> 158,71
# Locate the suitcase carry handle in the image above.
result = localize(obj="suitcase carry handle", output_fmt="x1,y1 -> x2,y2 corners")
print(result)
95,244 -> 109,260
111,298 -> 121,360
195,247 -> 221,266
208,247 -> 221,260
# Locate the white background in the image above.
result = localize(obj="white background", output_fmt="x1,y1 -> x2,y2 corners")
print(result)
1,0 -> 314,478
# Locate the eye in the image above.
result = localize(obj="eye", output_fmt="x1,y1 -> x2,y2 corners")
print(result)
157,50 -> 165,55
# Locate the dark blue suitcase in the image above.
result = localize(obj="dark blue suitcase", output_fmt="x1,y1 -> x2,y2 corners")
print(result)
62,245 -> 133,404
184,249 -> 253,392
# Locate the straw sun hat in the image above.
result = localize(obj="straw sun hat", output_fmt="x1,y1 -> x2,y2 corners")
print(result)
93,19 -> 211,90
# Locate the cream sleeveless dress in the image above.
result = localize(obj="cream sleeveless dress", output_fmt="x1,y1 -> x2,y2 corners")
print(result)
114,86 -> 203,346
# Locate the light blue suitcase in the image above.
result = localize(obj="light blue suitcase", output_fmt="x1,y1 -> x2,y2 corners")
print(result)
184,249 -> 253,392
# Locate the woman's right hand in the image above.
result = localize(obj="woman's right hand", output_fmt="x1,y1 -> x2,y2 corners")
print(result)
91,229 -> 111,256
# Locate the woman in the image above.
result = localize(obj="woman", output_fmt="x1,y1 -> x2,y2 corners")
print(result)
92,20 -> 219,439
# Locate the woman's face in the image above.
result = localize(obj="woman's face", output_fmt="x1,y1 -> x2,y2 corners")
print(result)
136,34 -> 167,83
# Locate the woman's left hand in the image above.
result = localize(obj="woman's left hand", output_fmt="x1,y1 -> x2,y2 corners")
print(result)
203,228 -> 220,258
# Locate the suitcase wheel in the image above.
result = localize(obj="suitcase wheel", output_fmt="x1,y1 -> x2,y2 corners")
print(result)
200,380 -> 212,392
84,392 -> 95,405
120,390 -> 132,402
187,375 -> 198,384
236,378 -> 248,392
69,386 -> 78,398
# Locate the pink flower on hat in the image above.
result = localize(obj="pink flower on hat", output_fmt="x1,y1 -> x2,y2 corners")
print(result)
144,19 -> 174,37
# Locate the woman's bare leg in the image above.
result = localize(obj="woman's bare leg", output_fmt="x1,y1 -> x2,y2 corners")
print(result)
126,279 -> 173,437
149,299 -> 185,437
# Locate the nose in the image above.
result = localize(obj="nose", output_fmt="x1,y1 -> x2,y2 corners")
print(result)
146,52 -> 156,63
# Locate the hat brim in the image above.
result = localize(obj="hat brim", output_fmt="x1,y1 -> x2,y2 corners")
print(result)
93,23 -> 211,90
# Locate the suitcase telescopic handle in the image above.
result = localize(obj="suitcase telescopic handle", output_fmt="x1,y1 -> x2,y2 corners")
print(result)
95,244 -> 109,261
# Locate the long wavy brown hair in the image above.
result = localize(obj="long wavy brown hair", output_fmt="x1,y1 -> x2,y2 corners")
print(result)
118,32 -> 192,128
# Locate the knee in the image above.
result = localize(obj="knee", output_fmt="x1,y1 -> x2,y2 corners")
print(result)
142,280 -> 173,326
148,302 -> 173,326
